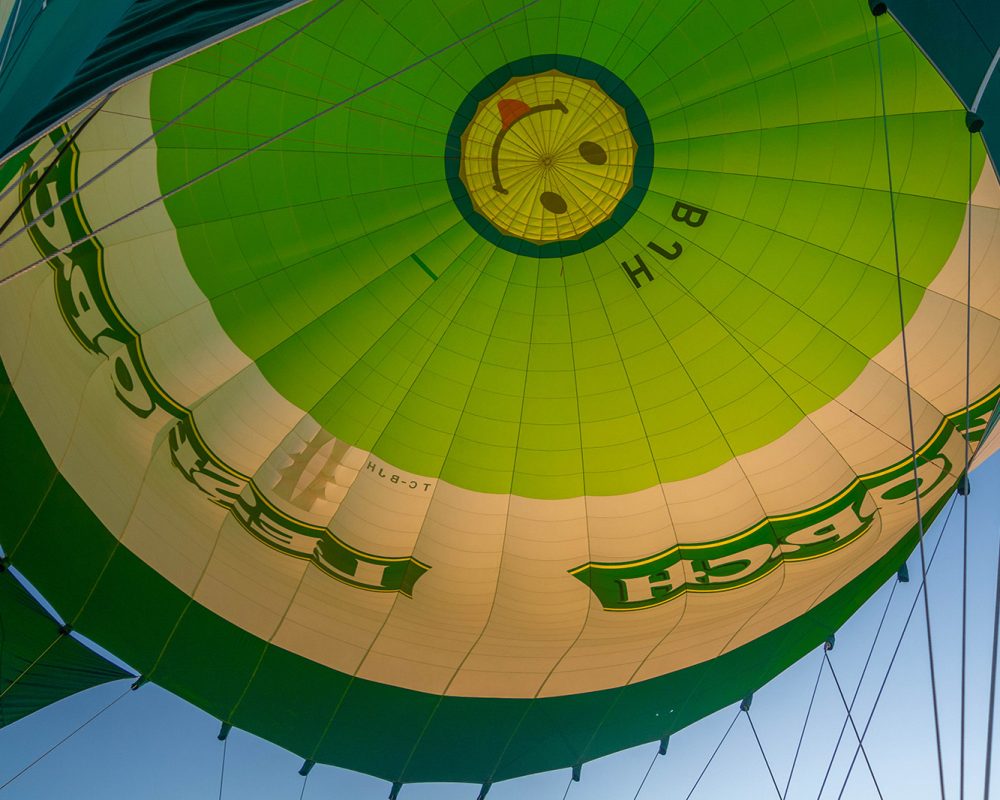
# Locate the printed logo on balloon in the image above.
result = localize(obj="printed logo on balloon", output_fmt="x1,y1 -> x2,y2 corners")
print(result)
446,58 -> 654,257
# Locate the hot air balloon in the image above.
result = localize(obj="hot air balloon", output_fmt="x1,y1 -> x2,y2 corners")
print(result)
1,0 -> 999,793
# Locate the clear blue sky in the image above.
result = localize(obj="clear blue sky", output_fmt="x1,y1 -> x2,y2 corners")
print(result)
2,453 -> 1000,800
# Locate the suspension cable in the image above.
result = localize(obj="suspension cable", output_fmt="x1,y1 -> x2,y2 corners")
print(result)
873,11 -> 946,797
783,653 -> 826,799
815,579 -> 900,799
983,511 -> 1000,800
0,0 -> 346,254
632,745 -> 661,800
218,736 -> 228,800
684,711 -> 740,800
832,496 -> 957,799
0,684 -> 131,793
960,118 -> 974,800
0,93 -> 109,238
0,0 -> 541,291
0,105 -> 88,207
825,652 -> 884,800
745,711 -> 782,799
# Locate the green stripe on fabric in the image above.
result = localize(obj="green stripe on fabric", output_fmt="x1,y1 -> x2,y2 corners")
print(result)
0,349 -> 961,782
411,253 -> 438,281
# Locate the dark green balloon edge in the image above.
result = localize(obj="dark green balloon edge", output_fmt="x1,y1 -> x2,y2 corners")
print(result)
0,568 -> 131,727
0,0 -> 300,162
0,353 -> 953,783
444,54 -> 654,259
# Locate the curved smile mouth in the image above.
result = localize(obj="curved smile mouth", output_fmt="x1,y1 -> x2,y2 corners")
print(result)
490,98 -> 568,194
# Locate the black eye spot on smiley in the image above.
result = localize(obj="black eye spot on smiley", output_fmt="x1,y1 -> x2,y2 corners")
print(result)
579,140 -> 607,165
540,191 -> 568,214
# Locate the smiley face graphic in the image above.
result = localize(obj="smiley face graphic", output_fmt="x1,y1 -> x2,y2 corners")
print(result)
457,69 -> 638,246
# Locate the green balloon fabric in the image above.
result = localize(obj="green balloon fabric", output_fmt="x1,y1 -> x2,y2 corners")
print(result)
1,0 -> 1000,785
0,0 -> 307,160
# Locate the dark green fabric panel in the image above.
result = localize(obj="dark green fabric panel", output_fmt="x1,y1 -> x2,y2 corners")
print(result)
0,0 -> 301,161
0,349 -> 958,781
890,0 -> 996,102
9,477 -> 117,619
232,645 -> 351,758
0,357 -> 59,555
73,548 -> 189,677
980,63 -> 1000,153
956,0 -> 1000,49
152,603 -> 268,720
0,570 -> 130,727
316,678 -> 440,781
404,697 -> 530,784
0,0 -> 133,161
891,1 -> 999,163
492,692 -> 615,782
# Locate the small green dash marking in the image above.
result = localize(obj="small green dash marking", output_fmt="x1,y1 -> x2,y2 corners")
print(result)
411,253 -> 438,281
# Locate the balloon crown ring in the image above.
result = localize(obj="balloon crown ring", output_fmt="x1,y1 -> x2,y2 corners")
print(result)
445,55 -> 653,258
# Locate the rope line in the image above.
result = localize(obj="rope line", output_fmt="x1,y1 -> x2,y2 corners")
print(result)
0,684 -> 131,793
0,93 -> 109,238
0,0 -> 24,77
0,0 -> 541,289
971,41 -> 1000,113
832,496 -> 958,799
684,711 -> 740,800
297,772 -> 310,800
983,514 -> 1000,800
783,653 -> 826,799
825,652 -> 884,800
0,631 -> 62,702
746,711 -> 782,799
218,736 -> 228,800
631,746 -> 661,800
0,0 -> 346,255
873,13 -> 947,799
815,579 -> 899,799
0,111 -> 75,206
960,120 -> 974,800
